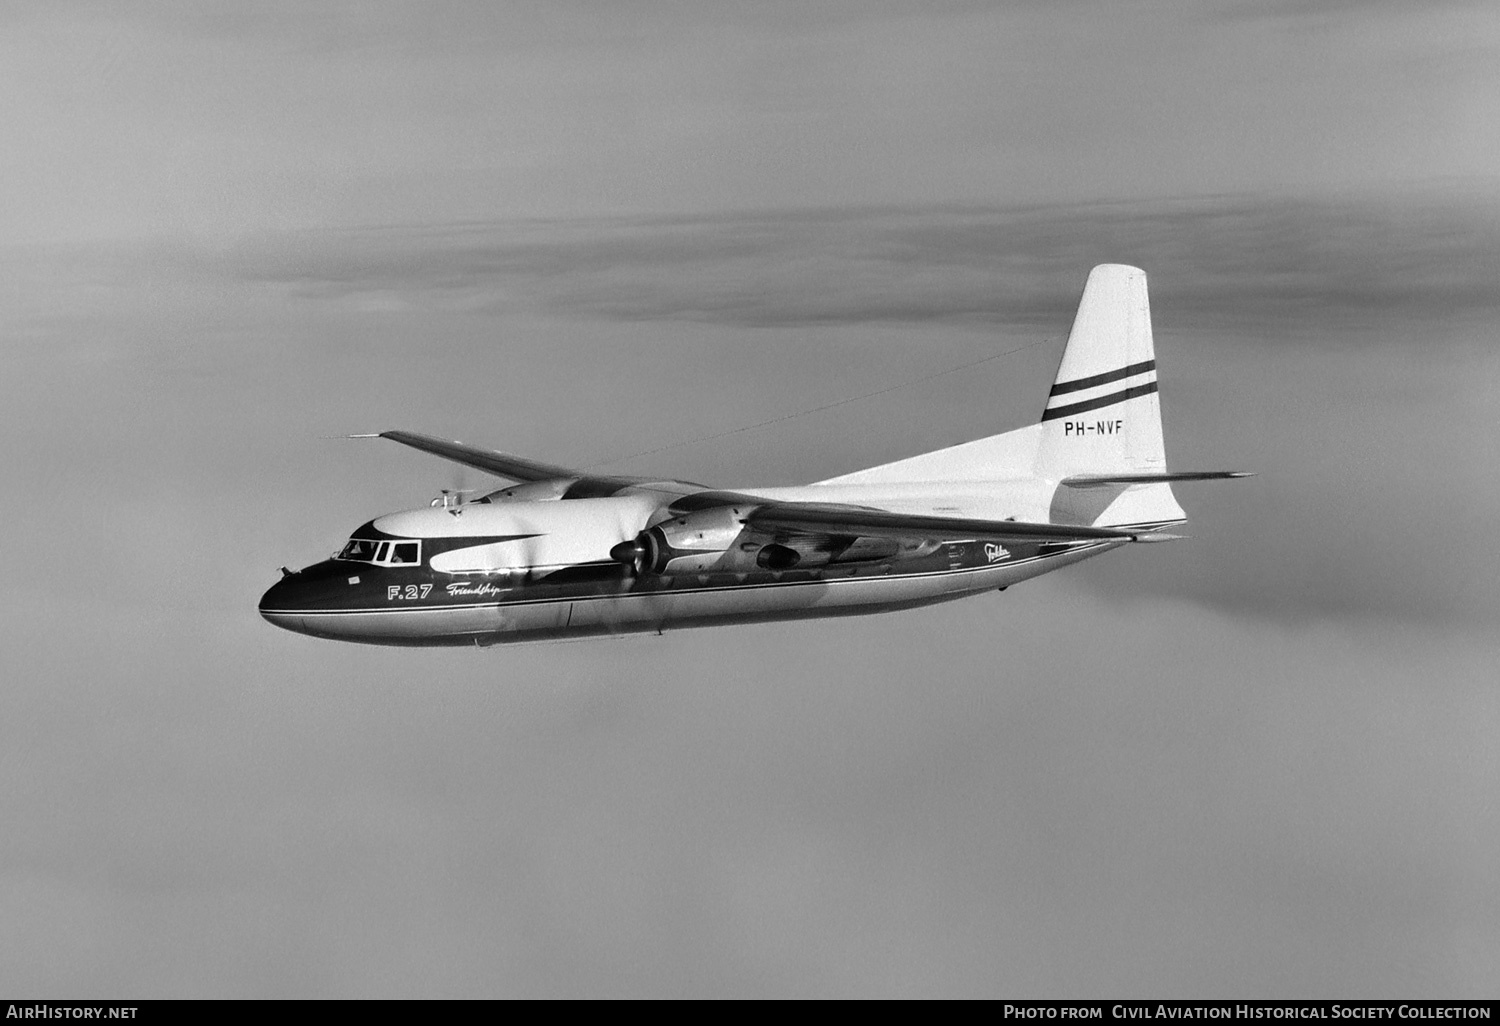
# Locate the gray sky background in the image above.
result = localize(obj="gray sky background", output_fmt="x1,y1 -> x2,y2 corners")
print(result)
1,1 -> 1497,998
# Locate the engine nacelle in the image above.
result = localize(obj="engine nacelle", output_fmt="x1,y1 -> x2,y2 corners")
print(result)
608,506 -> 943,576
755,535 -> 904,569
755,543 -> 806,570
634,505 -> 753,574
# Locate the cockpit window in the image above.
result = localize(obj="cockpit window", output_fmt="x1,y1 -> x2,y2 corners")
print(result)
338,538 -> 380,562
336,538 -> 421,566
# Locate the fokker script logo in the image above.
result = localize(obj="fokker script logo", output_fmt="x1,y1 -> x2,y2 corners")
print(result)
446,581 -> 507,598
984,543 -> 1010,563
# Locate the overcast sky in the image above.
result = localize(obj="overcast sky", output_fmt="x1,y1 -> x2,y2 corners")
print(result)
2,1 -> 1497,998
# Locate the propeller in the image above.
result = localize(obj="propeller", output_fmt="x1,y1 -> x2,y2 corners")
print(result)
588,529 -> 669,638
430,488 -> 477,509
429,465 -> 492,509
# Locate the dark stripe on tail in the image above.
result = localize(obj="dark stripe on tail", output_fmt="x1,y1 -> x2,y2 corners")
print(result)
1048,359 -> 1156,397
1042,381 -> 1159,421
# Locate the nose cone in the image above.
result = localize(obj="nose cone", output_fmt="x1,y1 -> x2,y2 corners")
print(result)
259,574 -> 309,636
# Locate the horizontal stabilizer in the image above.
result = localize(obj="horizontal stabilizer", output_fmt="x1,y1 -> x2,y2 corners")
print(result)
1060,471 -> 1253,488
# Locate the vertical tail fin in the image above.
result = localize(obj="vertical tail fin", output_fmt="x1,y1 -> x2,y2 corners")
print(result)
1035,264 -> 1164,477
1037,265 -> 1185,527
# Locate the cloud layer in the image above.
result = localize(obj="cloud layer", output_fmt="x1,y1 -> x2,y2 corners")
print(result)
211,190 -> 1500,332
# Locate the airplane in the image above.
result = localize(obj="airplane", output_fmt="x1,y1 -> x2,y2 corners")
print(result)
259,264 -> 1247,646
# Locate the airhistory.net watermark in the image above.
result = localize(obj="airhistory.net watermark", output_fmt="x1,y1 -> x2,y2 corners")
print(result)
6,1008 -> 137,1019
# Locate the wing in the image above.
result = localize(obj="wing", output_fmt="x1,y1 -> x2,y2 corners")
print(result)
1060,471 -> 1253,488
368,430 -> 588,482
361,429 -> 714,501
359,431 -> 712,500
743,502 -> 1146,543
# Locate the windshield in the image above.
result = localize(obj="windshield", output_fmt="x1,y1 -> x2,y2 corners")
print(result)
338,538 -> 380,562
336,538 -> 421,566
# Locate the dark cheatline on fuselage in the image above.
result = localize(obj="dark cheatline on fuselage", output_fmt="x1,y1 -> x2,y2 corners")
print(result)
257,535 -> 1104,647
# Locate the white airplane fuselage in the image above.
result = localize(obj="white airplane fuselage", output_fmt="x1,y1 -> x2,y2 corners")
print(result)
258,479 -> 1130,647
